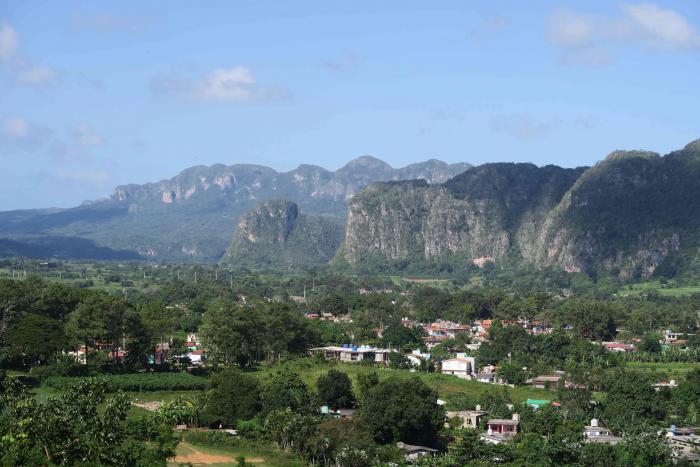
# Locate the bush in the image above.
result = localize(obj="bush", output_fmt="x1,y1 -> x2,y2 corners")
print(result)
201,369 -> 260,427
183,430 -> 241,448
30,359 -> 90,381
237,419 -> 264,440
43,372 -> 207,392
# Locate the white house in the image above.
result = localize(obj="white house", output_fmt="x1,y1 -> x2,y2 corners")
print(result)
584,419 -> 623,444
441,356 -> 476,379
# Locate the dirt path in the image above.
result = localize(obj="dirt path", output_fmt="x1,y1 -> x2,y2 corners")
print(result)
171,441 -> 264,465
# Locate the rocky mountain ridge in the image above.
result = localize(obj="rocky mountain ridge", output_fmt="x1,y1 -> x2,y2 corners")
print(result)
0,156 -> 470,261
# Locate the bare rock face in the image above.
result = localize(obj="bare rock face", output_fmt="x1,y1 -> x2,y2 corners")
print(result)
237,199 -> 299,245
342,181 -> 512,264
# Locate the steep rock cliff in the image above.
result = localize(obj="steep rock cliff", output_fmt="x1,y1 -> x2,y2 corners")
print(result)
222,199 -> 344,269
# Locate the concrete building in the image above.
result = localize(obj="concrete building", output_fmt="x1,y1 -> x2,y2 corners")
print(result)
441,356 -> 476,379
665,426 -> 700,462
397,442 -> 438,461
445,405 -> 488,429
311,345 -> 394,363
531,375 -> 563,390
584,419 -> 623,444
481,414 -> 520,444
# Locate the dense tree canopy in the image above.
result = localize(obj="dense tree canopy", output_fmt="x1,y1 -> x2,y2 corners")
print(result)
360,376 -> 442,446
316,369 -> 355,409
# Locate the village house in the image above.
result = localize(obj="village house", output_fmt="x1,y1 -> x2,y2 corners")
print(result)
424,320 -> 471,339
320,406 -> 358,420
475,372 -> 498,384
663,330 -> 686,344
445,405 -> 488,429
584,419 -> 623,444
440,356 -> 476,379
603,342 -> 637,352
311,345 -> 394,363
652,379 -> 678,391
473,319 -> 493,335
406,349 -> 431,367
531,374 -> 564,390
187,349 -> 206,365
481,414 -> 520,444
422,334 -> 450,349
665,426 -> 700,462
397,442 -> 438,461
527,320 -> 551,335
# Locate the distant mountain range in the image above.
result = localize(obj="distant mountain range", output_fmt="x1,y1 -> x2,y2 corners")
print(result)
0,157 -> 471,262
6,139 -> 700,281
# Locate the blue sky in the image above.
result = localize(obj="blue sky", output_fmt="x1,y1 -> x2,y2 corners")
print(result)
1,1 -> 699,210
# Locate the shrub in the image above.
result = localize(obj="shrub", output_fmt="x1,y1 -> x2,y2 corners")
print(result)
43,372 -> 207,392
183,430 -> 241,448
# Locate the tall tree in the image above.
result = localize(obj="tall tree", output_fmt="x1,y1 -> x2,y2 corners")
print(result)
65,294 -> 109,366
9,313 -> 66,365
316,369 -> 355,409
202,369 -> 260,427
360,376 -> 442,445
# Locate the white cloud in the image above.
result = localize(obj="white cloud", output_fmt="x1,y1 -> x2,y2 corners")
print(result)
547,9 -> 597,48
74,124 -> 104,147
51,168 -> 110,186
491,114 -> 551,140
547,4 -> 700,66
0,19 -> 60,87
18,65 -> 59,86
621,4 -> 700,50
467,14 -> 511,40
0,21 -> 18,61
0,117 -> 51,146
151,66 -> 287,103
197,67 -> 258,102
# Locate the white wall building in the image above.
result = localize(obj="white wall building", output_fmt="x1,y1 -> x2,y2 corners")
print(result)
441,356 -> 476,379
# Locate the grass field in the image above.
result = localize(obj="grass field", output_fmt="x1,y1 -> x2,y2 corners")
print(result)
618,281 -> 700,297
258,358 -> 553,403
625,361 -> 700,379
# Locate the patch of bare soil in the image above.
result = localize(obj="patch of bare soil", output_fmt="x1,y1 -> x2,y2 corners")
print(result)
132,400 -> 162,411
171,441 -> 264,465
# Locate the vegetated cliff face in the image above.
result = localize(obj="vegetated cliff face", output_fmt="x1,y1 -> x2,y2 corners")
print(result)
341,164 -> 583,268
342,180 -> 510,265
534,141 -> 700,279
340,139 -> 700,279
221,199 -> 344,270
0,156 -> 469,262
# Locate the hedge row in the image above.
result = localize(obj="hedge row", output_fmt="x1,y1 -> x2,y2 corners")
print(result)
43,372 -> 208,392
